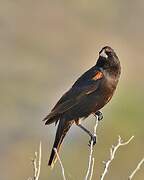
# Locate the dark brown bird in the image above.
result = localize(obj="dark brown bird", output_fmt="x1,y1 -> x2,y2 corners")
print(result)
43,46 -> 121,168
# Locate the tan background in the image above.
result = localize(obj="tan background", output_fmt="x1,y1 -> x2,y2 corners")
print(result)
1,0 -> 144,179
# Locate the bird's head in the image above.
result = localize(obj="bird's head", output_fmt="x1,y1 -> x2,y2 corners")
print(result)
99,46 -> 117,59
97,46 -> 120,71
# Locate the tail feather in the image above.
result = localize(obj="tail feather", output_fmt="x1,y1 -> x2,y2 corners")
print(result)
45,116 -> 59,125
43,112 -> 59,125
48,118 -> 74,168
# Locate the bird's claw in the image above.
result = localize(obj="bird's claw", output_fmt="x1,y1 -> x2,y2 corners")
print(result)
95,111 -> 103,121
88,135 -> 97,146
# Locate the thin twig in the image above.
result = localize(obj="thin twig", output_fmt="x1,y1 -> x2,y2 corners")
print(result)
28,142 -> 42,180
85,115 -> 99,180
36,142 -> 42,180
100,136 -> 134,180
89,158 -> 95,180
32,152 -> 37,179
128,158 -> 144,180
85,138 -> 94,180
54,148 -> 66,180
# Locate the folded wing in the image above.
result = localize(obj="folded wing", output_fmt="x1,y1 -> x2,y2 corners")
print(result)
43,68 -> 103,125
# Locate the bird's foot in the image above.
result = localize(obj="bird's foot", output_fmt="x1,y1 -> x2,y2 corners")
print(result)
94,111 -> 103,121
88,135 -> 97,146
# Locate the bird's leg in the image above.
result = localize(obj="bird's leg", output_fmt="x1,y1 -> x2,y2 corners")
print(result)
76,124 -> 96,146
94,111 -> 103,121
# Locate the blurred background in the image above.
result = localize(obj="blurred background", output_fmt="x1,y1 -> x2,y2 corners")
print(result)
1,0 -> 144,179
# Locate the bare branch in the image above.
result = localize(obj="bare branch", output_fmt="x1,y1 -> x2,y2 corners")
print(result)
89,158 -> 95,180
36,142 -> 42,180
85,115 -> 99,180
32,152 -> 37,179
128,158 -> 144,180
100,136 -> 134,180
54,148 -> 66,180
28,142 -> 42,180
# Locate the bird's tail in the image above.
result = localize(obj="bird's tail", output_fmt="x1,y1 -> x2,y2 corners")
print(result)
48,118 -> 74,168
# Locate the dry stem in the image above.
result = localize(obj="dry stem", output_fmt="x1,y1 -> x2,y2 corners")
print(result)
85,115 -> 99,180
89,158 -> 95,180
54,148 -> 66,180
128,157 -> 144,180
100,136 -> 134,180
28,142 -> 42,180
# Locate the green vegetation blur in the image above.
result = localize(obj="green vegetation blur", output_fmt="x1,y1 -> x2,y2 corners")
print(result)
1,0 -> 144,179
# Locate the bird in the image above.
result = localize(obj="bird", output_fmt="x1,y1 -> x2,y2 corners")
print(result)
43,46 -> 121,168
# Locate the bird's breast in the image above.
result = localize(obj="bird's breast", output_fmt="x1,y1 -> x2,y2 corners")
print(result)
101,73 -> 119,102
91,73 -> 119,111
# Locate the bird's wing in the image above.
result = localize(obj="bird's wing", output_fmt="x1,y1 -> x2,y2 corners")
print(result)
52,66 -> 103,110
43,68 -> 104,122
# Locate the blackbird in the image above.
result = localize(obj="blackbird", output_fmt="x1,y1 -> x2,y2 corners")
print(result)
43,46 -> 121,168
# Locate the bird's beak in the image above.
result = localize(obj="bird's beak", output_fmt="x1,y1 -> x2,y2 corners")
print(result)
99,50 -> 108,59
